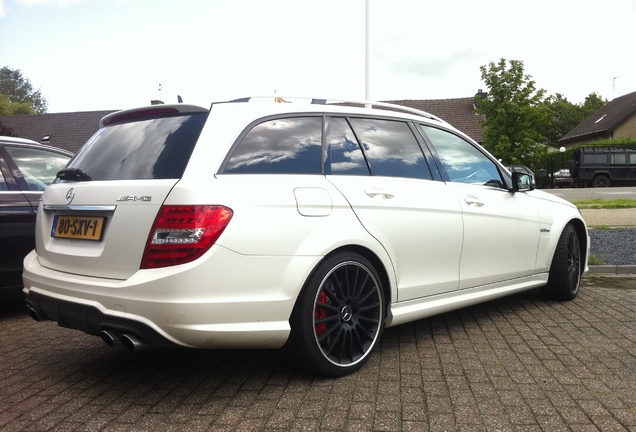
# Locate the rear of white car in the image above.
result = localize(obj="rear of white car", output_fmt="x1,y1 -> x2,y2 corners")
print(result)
23,102 -> 387,352
23,98 -> 589,376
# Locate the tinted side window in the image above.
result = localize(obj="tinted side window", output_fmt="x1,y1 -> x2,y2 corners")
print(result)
225,117 -> 322,174
0,167 -> 6,191
326,117 -> 369,175
583,154 -> 608,164
419,125 -> 504,188
611,154 -> 626,164
349,118 -> 431,179
67,113 -> 207,181
5,146 -> 71,190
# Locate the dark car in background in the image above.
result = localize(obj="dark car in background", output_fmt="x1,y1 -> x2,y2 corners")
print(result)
0,136 -> 73,298
553,168 -> 574,188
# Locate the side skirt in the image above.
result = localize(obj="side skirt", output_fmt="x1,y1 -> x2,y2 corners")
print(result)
386,273 -> 549,327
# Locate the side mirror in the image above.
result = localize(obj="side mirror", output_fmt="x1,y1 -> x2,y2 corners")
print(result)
511,172 -> 535,192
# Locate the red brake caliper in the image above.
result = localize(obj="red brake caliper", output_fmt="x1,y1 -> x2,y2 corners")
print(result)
315,290 -> 328,335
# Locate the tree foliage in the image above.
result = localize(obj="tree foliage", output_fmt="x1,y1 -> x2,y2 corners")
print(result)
0,66 -> 48,114
541,92 -> 607,146
475,59 -> 549,165
0,93 -> 35,115
476,59 -> 609,168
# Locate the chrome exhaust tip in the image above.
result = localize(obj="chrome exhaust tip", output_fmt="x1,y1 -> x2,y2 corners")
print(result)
24,305 -> 40,321
100,330 -> 121,347
120,333 -> 149,351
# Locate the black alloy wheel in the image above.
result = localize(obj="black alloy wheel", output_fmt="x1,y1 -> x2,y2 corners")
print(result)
542,224 -> 582,301
287,252 -> 385,376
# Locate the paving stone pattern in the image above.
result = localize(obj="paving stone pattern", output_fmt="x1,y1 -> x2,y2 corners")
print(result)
1,279 -> 635,431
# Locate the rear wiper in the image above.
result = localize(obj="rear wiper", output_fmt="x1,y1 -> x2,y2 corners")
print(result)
56,168 -> 92,182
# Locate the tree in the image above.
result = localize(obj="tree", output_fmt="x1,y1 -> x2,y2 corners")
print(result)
581,92 -> 607,117
541,92 -> 608,146
0,93 -> 35,115
541,94 -> 581,146
0,66 -> 48,113
475,59 -> 549,164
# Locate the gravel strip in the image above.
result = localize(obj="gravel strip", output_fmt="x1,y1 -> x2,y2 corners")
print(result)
588,228 -> 636,265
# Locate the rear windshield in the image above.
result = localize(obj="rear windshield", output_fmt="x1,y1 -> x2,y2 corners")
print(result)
65,113 -> 208,180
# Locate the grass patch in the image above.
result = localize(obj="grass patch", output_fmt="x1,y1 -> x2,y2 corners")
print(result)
589,224 -> 612,230
588,254 -> 604,265
572,198 -> 636,209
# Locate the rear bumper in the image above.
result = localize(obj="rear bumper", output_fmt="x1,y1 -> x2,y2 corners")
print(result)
25,291 -> 179,350
22,248 -> 320,350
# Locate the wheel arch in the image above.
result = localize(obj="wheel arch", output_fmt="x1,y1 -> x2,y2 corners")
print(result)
297,244 -> 394,316
544,217 -> 589,274
569,218 -> 589,273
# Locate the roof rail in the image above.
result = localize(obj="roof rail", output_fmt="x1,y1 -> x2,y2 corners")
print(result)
214,96 -> 447,124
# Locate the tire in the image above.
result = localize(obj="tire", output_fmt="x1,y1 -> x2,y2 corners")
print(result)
541,224 -> 582,301
592,175 -> 610,187
287,252 -> 385,376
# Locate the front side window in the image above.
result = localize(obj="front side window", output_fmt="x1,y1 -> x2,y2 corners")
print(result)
419,125 -> 504,188
5,146 -> 71,191
349,118 -> 431,179
0,167 -> 7,191
224,117 -> 322,174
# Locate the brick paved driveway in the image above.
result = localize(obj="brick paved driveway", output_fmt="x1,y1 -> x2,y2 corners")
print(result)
1,276 -> 635,432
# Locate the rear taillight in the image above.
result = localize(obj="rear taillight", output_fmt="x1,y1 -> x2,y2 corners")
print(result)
141,205 -> 233,269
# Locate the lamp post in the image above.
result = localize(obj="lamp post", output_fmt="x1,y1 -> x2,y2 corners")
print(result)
560,146 -> 566,171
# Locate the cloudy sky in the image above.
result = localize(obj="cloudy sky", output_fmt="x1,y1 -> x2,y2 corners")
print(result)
1,0 -> 635,113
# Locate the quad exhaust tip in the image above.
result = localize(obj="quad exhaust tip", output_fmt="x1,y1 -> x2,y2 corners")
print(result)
100,329 -> 149,351
100,329 -> 120,347
120,333 -> 149,351
24,305 -> 41,321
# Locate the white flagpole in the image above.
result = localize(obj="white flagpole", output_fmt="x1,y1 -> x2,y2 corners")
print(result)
365,0 -> 372,108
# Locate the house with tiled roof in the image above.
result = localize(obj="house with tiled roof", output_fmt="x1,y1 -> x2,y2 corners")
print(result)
0,110 -> 116,153
0,93 -> 486,153
386,93 -> 485,145
559,90 -> 636,146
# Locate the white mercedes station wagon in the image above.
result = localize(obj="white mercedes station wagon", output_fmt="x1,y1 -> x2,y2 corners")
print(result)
23,97 -> 589,376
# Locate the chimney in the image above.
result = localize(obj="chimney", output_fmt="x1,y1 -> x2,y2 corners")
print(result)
474,89 -> 488,110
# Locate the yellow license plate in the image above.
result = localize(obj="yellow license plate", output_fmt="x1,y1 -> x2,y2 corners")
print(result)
52,215 -> 105,241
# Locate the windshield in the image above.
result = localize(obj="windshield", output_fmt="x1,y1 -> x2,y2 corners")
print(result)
65,112 -> 208,181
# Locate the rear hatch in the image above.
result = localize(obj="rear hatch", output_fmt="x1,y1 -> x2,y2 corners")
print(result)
34,105 -> 209,280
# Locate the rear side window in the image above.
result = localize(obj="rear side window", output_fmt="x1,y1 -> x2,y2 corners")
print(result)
66,113 -> 208,180
5,146 -> 71,190
583,154 -> 608,164
349,118 -> 431,179
224,117 -> 322,174
611,154 -> 626,165
326,117 -> 369,175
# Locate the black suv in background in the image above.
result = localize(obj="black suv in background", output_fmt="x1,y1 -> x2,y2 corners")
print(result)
0,136 -> 72,297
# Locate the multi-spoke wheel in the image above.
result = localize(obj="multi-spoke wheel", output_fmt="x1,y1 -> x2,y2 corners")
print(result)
287,252 -> 385,376
541,224 -> 582,301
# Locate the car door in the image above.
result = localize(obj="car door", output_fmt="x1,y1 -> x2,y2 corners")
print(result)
0,148 -> 37,289
0,144 -> 72,289
325,117 -> 464,301
418,125 -> 541,289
